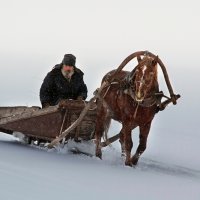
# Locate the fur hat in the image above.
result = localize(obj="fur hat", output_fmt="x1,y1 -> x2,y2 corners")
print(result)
62,54 -> 76,67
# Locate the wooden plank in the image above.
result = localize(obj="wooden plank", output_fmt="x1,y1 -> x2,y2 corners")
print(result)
0,100 -> 97,142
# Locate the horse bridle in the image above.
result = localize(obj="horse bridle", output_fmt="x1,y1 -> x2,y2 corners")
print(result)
124,66 -> 159,108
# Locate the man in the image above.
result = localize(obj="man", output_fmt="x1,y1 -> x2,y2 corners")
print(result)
40,54 -> 88,108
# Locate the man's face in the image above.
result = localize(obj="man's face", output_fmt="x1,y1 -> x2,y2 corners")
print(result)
63,65 -> 74,72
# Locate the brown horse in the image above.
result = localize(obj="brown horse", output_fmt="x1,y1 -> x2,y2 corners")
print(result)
95,55 -> 160,166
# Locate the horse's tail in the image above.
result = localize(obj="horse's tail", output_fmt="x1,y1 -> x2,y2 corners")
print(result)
102,115 -> 112,143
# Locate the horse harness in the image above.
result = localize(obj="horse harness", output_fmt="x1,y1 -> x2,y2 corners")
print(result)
102,74 -> 164,109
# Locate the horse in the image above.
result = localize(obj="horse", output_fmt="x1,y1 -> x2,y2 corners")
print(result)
95,55 -> 160,166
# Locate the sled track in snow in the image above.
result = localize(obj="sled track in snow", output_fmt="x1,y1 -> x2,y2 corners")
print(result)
138,158 -> 200,179
1,138 -> 200,180
33,141 -> 200,180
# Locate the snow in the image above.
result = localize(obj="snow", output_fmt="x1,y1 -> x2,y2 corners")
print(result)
1,64 -> 199,200
0,128 -> 200,200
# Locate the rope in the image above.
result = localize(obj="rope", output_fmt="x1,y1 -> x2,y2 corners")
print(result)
59,109 -> 68,136
58,109 -> 68,145
134,102 -> 140,119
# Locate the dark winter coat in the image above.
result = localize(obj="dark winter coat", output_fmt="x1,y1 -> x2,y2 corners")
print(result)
40,64 -> 87,106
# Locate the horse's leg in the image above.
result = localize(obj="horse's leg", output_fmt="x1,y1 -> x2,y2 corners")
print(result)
121,125 -> 133,166
119,130 -> 125,157
95,102 -> 107,159
131,122 -> 152,165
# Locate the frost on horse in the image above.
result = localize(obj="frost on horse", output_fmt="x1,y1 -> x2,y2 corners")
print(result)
95,55 -> 163,166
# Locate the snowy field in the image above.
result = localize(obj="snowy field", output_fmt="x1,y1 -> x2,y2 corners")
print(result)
0,117 -> 200,200
1,61 -> 200,200
1,64 -> 200,200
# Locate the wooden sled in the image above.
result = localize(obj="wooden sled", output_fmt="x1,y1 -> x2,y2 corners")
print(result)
0,100 -> 97,143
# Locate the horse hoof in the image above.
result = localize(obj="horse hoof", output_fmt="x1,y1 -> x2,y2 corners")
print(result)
125,160 -> 133,167
95,151 -> 102,159
131,156 -> 139,165
132,161 -> 138,166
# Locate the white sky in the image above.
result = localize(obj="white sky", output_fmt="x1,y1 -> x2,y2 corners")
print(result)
0,0 -> 199,60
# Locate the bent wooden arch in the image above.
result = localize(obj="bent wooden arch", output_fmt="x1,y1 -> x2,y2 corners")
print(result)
111,51 -> 177,104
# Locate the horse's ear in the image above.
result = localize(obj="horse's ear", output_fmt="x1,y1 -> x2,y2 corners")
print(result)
137,56 -> 142,63
152,56 -> 159,66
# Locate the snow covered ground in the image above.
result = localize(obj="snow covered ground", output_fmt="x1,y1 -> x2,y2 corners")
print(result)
1,63 -> 199,200
0,122 -> 200,200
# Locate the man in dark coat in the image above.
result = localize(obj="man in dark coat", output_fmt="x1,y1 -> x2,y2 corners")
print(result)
40,54 -> 88,108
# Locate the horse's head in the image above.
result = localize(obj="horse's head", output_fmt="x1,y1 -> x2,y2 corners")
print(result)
130,56 -> 158,102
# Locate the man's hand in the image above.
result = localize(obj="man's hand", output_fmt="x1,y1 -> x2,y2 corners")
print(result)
42,102 -> 50,108
77,96 -> 84,101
